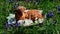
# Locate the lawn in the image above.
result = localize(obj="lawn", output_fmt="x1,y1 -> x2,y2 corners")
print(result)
0,0 -> 60,34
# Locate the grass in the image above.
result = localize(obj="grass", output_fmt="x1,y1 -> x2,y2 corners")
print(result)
0,0 -> 60,34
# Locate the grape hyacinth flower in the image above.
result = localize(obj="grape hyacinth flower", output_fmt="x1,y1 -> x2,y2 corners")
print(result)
47,12 -> 54,18
57,7 -> 60,14
15,22 -> 19,28
6,20 -> 13,30
54,6 -> 60,14
9,0 -> 13,3
58,7 -> 60,11
6,21 -> 9,30
25,0 -> 29,3
34,0 -> 36,4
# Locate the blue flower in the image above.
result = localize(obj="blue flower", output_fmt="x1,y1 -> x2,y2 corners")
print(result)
54,6 -> 60,11
6,21 -> 9,30
47,12 -> 54,18
34,0 -> 36,4
9,0 -> 13,3
54,6 -> 60,14
58,7 -> 60,11
6,20 -> 13,30
15,23 -> 19,28
25,0 -> 29,2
